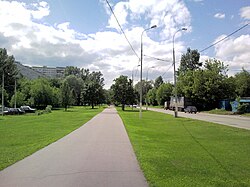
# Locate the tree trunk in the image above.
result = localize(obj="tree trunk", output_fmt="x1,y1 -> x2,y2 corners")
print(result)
122,104 -> 125,111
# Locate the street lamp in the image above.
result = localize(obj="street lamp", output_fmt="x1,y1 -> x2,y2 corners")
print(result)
132,64 -> 140,86
140,25 -> 157,118
146,66 -> 155,110
173,27 -> 187,118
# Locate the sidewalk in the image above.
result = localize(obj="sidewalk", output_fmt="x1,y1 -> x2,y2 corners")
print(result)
0,107 -> 148,187
147,107 -> 250,130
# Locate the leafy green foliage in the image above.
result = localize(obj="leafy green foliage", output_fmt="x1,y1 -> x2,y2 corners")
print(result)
134,80 -> 153,105
156,83 -> 173,105
83,71 -> 105,109
177,59 -> 235,110
61,80 -> 72,111
0,48 -> 18,105
154,76 -> 163,89
235,69 -> 250,97
111,75 -> 135,110
147,88 -> 157,106
178,47 -> 201,74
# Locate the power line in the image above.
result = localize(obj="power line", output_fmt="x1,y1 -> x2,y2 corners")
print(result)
144,54 -> 171,62
161,63 -> 173,77
105,0 -> 140,59
200,22 -> 249,53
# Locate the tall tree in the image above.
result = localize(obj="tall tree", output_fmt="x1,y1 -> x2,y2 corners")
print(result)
30,78 -> 54,108
61,80 -> 72,111
154,76 -> 163,89
178,48 -> 201,74
177,59 -> 235,110
83,71 -> 105,109
0,48 -> 18,106
234,69 -> 250,97
147,88 -> 158,106
111,75 -> 135,111
134,80 -> 153,105
64,66 -> 81,77
156,83 -> 173,105
65,75 -> 83,105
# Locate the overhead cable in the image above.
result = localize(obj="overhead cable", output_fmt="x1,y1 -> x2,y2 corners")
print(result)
199,22 -> 249,53
144,54 -> 171,62
105,0 -> 140,59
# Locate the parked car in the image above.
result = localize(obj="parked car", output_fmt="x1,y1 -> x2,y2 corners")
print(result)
4,108 -> 25,115
184,106 -> 197,114
20,106 -> 36,113
0,106 -> 9,115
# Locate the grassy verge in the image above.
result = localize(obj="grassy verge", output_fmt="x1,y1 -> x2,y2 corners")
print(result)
117,107 -> 250,186
242,113 -> 250,117
205,109 -> 234,115
0,106 -> 104,171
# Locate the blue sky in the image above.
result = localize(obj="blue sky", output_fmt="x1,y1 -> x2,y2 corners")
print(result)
0,0 -> 249,88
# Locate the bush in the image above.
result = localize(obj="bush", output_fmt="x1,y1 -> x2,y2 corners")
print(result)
237,103 -> 248,114
45,105 -> 52,113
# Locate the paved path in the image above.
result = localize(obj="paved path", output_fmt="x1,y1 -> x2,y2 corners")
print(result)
0,107 -> 147,187
147,108 -> 250,130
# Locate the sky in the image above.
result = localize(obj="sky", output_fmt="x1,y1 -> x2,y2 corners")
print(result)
0,0 -> 249,88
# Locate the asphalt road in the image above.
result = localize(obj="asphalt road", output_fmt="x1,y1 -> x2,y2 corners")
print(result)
147,107 -> 250,130
0,107 -> 148,187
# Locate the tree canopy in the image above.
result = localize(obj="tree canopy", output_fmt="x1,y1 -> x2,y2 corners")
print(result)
111,75 -> 135,111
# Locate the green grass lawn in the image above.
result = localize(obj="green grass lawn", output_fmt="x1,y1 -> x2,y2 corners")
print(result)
117,107 -> 250,187
0,106 -> 104,171
242,113 -> 250,117
205,109 -> 234,115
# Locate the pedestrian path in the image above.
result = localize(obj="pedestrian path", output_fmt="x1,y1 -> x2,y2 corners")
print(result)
0,107 -> 148,187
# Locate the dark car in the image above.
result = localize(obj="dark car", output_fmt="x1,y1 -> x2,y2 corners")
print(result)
184,106 -> 197,114
20,106 -> 36,113
5,108 -> 25,115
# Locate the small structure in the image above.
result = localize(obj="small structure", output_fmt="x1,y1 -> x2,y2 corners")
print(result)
230,97 -> 250,113
219,99 -> 232,111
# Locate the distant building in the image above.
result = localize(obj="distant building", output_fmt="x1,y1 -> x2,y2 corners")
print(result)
15,62 -> 46,80
31,66 -> 66,78
15,62 -> 66,79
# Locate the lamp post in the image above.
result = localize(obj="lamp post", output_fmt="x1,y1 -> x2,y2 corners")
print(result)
146,66 -> 155,110
173,27 -> 187,117
140,25 -> 157,118
132,64 -> 140,86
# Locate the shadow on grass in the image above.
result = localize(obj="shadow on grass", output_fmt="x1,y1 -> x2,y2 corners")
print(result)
181,121 -> 240,183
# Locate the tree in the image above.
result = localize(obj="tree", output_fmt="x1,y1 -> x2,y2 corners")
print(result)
156,83 -> 173,105
30,78 -> 54,108
147,88 -> 157,106
10,91 -> 25,107
154,76 -> 163,89
177,58 -> 235,110
64,66 -> 81,77
234,69 -> 250,97
64,75 -> 83,105
178,48 -> 201,74
111,75 -> 135,111
134,80 -> 152,105
83,71 -> 105,109
0,48 -> 18,106
61,80 -> 72,111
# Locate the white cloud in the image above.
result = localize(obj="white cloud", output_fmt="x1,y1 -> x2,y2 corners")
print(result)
108,2 -> 129,30
0,0 -> 191,88
214,35 -> 250,75
214,13 -> 225,19
240,6 -> 250,20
